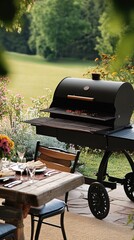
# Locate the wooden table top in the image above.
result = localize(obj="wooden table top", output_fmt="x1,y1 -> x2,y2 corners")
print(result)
0,172 -> 84,206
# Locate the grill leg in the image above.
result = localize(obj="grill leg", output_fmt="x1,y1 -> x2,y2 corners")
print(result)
97,150 -> 112,182
123,150 -> 134,172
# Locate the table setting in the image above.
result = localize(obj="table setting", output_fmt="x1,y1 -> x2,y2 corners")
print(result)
0,135 -> 60,189
0,136 -> 84,240
0,168 -> 16,181
0,158 -> 60,188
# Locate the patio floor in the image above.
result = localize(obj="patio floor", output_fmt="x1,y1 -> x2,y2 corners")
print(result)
66,183 -> 134,227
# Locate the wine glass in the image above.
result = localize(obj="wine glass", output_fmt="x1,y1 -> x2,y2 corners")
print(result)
17,158 -> 26,180
17,145 -> 26,161
17,145 -> 26,180
27,166 -> 36,183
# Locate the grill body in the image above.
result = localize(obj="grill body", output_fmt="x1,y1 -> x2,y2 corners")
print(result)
27,77 -> 134,150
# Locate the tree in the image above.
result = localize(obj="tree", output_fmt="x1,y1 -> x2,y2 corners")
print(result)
0,0 -> 34,31
29,0 -> 103,60
76,0 -> 105,59
29,0 -> 88,59
0,14 -> 32,54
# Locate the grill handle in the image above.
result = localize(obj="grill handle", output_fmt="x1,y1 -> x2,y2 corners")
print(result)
67,95 -> 94,101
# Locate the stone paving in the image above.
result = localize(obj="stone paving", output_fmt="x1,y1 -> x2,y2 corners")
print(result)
66,183 -> 134,227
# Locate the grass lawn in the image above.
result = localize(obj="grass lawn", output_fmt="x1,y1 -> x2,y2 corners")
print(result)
79,150 -> 132,179
6,52 -> 93,105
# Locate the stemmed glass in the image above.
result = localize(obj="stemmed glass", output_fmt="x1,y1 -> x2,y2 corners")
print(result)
17,158 -> 26,180
17,145 -> 26,161
17,145 -> 26,180
27,166 -> 36,183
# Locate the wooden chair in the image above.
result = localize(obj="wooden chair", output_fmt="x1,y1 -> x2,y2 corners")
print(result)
29,141 -> 80,240
0,223 -> 16,240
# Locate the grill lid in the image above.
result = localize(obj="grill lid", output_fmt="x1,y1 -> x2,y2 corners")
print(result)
43,77 -> 134,129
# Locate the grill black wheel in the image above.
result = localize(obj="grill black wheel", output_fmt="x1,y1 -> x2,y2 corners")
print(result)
124,172 -> 134,201
88,182 -> 110,220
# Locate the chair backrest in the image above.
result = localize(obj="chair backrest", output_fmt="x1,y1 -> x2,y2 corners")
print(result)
34,141 -> 80,173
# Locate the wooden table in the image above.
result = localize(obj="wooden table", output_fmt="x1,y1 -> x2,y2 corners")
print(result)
0,172 -> 84,240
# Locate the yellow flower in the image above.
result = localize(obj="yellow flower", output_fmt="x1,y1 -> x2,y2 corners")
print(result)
112,72 -> 117,76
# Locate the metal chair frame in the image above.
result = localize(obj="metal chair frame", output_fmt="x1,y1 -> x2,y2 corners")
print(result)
0,223 -> 16,240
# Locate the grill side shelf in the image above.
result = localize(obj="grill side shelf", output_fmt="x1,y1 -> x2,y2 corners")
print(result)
25,117 -> 111,133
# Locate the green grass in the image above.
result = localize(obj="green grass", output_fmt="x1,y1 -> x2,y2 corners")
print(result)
5,52 -> 93,105
79,150 -> 132,179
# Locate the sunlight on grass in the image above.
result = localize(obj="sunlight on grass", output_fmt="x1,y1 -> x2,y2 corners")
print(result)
6,52 -> 93,105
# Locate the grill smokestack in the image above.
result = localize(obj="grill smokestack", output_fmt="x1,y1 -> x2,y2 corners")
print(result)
92,73 -> 100,80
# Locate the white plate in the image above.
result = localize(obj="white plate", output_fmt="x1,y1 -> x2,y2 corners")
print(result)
11,165 -> 22,172
11,165 -> 46,173
35,167 -> 47,173
0,176 -> 15,181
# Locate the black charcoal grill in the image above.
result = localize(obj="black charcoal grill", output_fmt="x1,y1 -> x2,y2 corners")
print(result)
26,76 -> 134,219
45,76 -> 134,129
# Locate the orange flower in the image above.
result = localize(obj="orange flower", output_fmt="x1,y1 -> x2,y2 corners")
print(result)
0,134 -> 14,158
95,58 -> 99,62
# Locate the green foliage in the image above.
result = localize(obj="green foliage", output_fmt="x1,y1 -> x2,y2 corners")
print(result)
6,91 -> 25,128
0,0 -> 34,75
0,82 -> 66,159
29,0 -> 103,60
0,0 -> 17,25
0,0 -> 134,73
84,54 -> 134,84
0,0 -> 34,31
95,0 -> 134,71
0,15 -> 32,54
96,12 -> 120,56
30,88 -> 52,118
0,48 -> 8,76
128,212 -> 134,229
102,0 -> 134,70
0,77 -> 9,117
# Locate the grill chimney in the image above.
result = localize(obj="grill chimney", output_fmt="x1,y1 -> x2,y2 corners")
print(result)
92,73 -> 100,80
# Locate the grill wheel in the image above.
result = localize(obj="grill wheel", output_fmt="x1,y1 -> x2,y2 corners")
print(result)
124,172 -> 134,201
88,182 -> 110,219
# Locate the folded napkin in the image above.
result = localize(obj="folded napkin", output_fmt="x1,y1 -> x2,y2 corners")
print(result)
26,160 -> 46,169
0,169 -> 15,178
